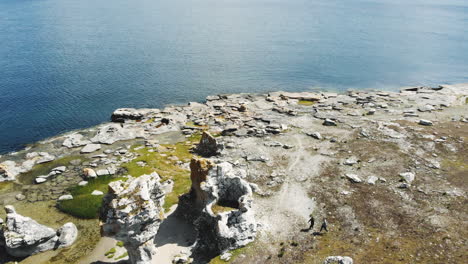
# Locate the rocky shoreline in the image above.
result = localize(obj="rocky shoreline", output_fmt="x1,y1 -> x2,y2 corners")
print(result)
0,83 -> 467,264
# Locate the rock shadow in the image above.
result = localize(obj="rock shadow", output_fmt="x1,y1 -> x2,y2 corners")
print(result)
154,212 -> 196,248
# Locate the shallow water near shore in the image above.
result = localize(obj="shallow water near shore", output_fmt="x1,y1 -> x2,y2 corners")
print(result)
1,0 -> 468,154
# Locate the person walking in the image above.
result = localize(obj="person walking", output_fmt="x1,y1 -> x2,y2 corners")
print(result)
308,215 -> 315,231
320,218 -> 328,232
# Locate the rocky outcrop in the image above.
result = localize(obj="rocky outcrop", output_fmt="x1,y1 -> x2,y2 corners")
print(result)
91,123 -> 146,145
100,173 -> 166,264
111,108 -> 148,122
62,133 -> 91,148
1,205 -> 77,257
177,158 -> 257,261
195,131 -> 223,157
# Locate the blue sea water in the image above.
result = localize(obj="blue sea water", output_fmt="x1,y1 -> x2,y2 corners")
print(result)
0,0 -> 467,154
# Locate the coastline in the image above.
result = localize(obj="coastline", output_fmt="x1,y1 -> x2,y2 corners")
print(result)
0,83 -> 467,264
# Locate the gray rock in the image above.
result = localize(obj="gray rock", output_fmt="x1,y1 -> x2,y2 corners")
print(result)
323,119 -> 337,126
345,173 -> 362,183
96,169 -> 110,176
15,193 -> 26,201
419,119 -> 433,126
62,133 -> 91,148
100,173 -> 165,264
52,166 -> 66,173
111,108 -> 149,122
306,131 -> 322,140
196,131 -> 222,157
324,256 -> 353,264
399,172 -> 415,183
80,143 -> 102,153
2,205 -> 77,257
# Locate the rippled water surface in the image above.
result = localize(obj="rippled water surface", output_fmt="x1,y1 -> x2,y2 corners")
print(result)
1,0 -> 467,153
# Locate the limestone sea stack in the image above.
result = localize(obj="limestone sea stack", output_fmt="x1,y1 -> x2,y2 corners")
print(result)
100,173 -> 166,264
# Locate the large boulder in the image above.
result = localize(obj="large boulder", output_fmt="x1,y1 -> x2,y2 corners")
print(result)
177,158 -> 257,262
111,108 -> 147,122
100,173 -> 166,264
1,205 -> 77,257
195,131 -> 223,157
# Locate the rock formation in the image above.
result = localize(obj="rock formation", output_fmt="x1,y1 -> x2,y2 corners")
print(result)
177,157 -> 257,261
0,205 -> 77,257
195,131 -> 223,157
100,173 -> 166,264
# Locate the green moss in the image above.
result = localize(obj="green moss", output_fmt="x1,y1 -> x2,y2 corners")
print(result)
122,132 -> 202,211
146,118 -> 155,123
116,241 -> 124,247
297,100 -> 316,106
115,252 -> 128,260
19,155 -> 85,184
58,175 -> 124,219
105,247 -> 116,256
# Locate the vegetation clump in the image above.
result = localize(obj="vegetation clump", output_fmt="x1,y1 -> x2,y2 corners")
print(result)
58,175 -> 123,219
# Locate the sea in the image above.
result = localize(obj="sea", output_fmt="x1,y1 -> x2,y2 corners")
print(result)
1,0 -> 467,154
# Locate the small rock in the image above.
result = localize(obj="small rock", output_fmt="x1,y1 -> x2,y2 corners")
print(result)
419,119 -> 433,126
323,119 -> 337,126
399,172 -> 415,183
306,131 -> 322,140
78,181 -> 88,186
367,176 -> 378,185
343,158 -> 358,166
345,173 -> 362,183
96,169 -> 110,176
58,195 -> 73,201
52,166 -> 66,173
91,190 -> 104,196
15,193 -> 26,201
83,168 -> 97,178
220,252 -> 232,261
35,178 -> 47,184
324,256 -> 353,264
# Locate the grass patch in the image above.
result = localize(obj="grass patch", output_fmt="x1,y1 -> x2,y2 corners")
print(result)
211,203 -> 237,215
19,155 -> 85,184
58,175 -> 124,219
297,100 -> 316,106
209,243 -> 256,263
122,132 -> 202,211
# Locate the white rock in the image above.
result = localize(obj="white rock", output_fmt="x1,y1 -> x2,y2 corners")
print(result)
399,172 -> 415,183
52,166 -> 66,173
367,175 -> 379,185
91,190 -> 104,196
78,181 -> 88,186
35,178 -> 47,184
324,256 -> 353,264
345,173 -> 362,183
96,169 -> 110,176
58,195 -> 73,201
83,168 -> 97,178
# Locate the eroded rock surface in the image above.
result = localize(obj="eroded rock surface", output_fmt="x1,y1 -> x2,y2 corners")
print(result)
177,157 -> 257,261
0,205 -> 77,257
196,131 -> 223,157
100,173 -> 166,264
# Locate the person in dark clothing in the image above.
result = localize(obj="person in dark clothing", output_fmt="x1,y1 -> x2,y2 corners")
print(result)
320,218 -> 328,232
308,215 -> 315,231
